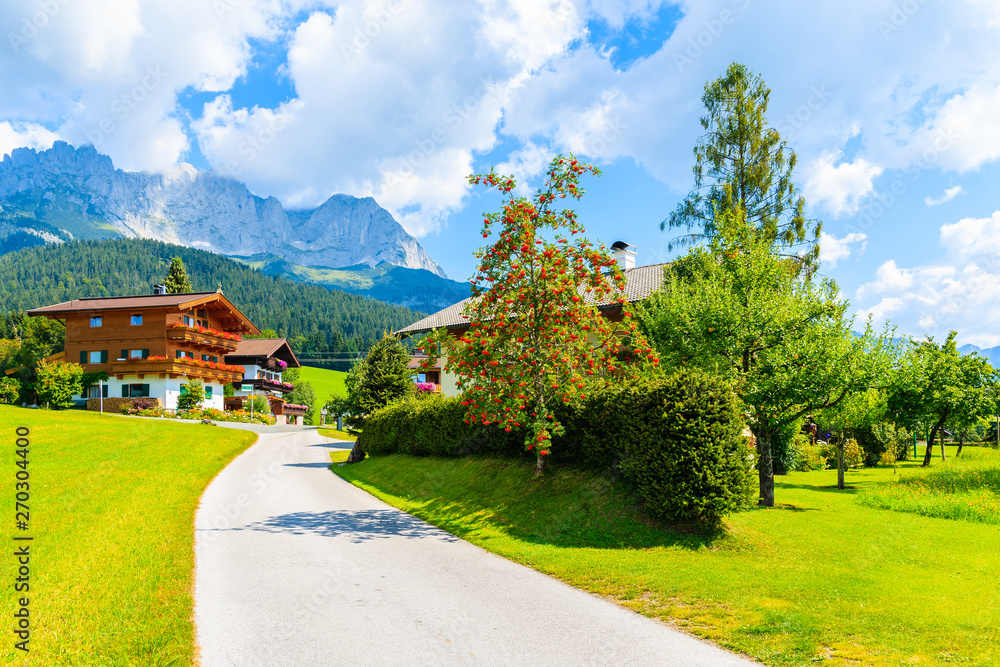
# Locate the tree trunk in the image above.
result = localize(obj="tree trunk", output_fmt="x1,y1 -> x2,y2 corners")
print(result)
940,433 -> 947,461
956,430 -> 966,457
837,442 -> 845,489
346,440 -> 366,464
755,428 -> 775,507
534,450 -> 545,477
923,413 -> 948,467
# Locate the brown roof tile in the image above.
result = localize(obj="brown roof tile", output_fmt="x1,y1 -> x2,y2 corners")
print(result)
227,338 -> 301,367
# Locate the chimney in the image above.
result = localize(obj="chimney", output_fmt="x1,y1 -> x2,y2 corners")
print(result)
610,241 -> 637,271
153,284 -> 166,295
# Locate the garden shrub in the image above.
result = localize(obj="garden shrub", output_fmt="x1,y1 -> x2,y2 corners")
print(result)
843,438 -> 865,468
177,379 -> 205,410
596,368 -> 756,524
35,360 -> 84,409
86,396 -> 161,412
0,377 -> 20,404
357,393 -> 521,458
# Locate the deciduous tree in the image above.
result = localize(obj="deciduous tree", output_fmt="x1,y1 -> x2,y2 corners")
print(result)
889,332 -> 999,466
421,155 -> 656,477
640,210 -> 891,505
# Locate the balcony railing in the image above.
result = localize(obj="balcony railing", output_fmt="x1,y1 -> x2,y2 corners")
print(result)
166,325 -> 240,352
241,378 -> 294,394
111,359 -> 244,383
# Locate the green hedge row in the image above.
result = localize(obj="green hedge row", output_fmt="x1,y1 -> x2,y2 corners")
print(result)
355,368 -> 756,523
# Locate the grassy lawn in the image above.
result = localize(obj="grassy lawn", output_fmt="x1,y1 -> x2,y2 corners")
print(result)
335,445 -> 1000,666
318,427 -> 356,441
298,365 -> 347,403
0,406 -> 256,666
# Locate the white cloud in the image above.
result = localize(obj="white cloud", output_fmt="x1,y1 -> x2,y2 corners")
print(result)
0,121 -> 60,157
853,211 -> 1000,344
804,152 -> 883,217
924,185 -> 964,206
819,231 -> 867,268
856,297 -> 903,323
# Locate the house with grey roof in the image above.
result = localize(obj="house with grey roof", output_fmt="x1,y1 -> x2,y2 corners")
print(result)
395,242 -> 667,396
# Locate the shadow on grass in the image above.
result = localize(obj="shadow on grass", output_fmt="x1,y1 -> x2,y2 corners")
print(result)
776,483 -> 862,495
232,509 -> 462,543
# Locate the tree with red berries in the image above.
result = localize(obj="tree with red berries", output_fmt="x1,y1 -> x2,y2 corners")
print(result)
420,155 -> 657,476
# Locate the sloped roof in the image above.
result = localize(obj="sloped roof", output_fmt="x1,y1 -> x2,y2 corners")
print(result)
226,338 -> 301,367
396,263 -> 667,336
27,291 -> 261,335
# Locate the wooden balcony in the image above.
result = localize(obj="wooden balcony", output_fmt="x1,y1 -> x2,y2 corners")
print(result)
111,359 -> 244,383
166,327 -> 240,352
239,378 -> 294,394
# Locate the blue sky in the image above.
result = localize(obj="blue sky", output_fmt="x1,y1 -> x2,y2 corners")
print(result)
2,0 -> 1000,346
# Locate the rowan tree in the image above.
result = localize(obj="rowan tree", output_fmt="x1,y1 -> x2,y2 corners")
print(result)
421,155 -> 657,477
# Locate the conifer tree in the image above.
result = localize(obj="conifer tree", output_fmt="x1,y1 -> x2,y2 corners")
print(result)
163,257 -> 193,293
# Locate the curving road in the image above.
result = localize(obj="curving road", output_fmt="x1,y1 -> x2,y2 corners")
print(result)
194,424 -> 757,666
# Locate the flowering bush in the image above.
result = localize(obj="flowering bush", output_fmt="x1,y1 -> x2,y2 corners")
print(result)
131,406 -> 275,425
284,403 -> 308,410
167,322 -> 242,342
277,359 -> 288,369
415,382 -> 436,393
282,382 -> 294,388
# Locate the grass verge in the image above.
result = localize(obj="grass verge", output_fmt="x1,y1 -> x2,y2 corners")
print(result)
0,406 -> 256,666
335,452 -> 1000,666
298,365 -> 347,404
318,427 -> 356,442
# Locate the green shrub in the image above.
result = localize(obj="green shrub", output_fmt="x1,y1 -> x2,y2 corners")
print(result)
0,377 -> 20,404
843,438 -> 865,468
177,379 -> 205,410
599,368 -> 756,524
357,393 -> 520,458
35,360 -> 84,409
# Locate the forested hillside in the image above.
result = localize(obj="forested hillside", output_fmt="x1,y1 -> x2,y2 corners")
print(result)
0,239 -> 423,355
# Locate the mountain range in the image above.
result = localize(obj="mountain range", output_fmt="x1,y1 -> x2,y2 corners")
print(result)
0,141 -> 445,274
0,141 -> 471,311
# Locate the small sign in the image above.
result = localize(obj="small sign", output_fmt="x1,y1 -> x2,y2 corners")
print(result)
241,385 -> 252,391
321,409 -> 327,415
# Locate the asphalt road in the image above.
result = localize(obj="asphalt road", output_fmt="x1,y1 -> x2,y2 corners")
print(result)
194,425 -> 758,666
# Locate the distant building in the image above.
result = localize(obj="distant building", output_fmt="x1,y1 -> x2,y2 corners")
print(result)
28,290 -> 260,409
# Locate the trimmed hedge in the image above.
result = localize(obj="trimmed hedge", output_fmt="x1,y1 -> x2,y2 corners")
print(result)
86,396 -> 161,413
356,368 -> 755,524
358,393 -> 521,458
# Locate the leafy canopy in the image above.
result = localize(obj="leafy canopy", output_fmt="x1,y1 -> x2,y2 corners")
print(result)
345,333 -> 414,429
889,332 -> 999,466
640,209 -> 892,505
422,155 -> 656,475
664,62 -> 820,270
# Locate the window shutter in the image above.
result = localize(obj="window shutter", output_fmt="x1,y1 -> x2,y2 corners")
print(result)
101,350 -> 108,363
121,349 -> 128,360
122,385 -> 129,398
142,349 -> 149,359
102,384 -> 109,398
141,384 -> 150,397
80,350 -> 87,364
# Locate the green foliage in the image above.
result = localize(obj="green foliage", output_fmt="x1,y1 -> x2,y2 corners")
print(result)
286,381 -> 317,424
244,394 -> 270,415
357,393 -> 520,458
889,332 -> 999,466
163,256 -> 193,293
663,62 -> 820,270
842,438 -> 865,469
345,333 -> 414,429
223,383 -> 234,398
176,378 -> 205,410
639,209 -> 892,505
0,238 -> 422,357
323,393 -> 351,421
423,155 -> 655,475
0,376 -> 20,404
358,368 -> 754,524
35,360 -> 83,408
603,368 -> 755,524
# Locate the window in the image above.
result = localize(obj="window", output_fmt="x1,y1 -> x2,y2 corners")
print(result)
123,384 -> 150,398
88,384 -> 108,399
89,351 -> 102,364
205,386 -> 213,399
176,350 -> 193,359
183,315 -> 194,326
90,316 -> 102,327
202,354 -> 212,361
130,314 -> 143,325
130,349 -> 145,359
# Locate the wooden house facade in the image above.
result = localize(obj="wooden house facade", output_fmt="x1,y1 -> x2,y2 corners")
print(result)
28,290 -> 260,409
